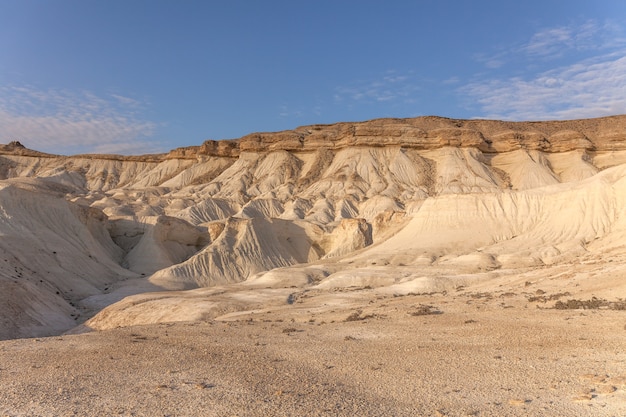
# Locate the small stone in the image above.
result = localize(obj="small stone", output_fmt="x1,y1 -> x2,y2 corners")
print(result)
572,393 -> 594,402
596,385 -> 617,394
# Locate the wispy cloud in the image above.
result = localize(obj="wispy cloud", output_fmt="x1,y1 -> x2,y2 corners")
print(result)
278,105 -> 303,118
522,20 -> 625,57
0,85 -> 163,155
334,71 -> 420,104
475,19 -> 626,68
462,53 -> 626,120
462,19 -> 626,121
522,26 -> 580,57
109,93 -> 143,108
442,77 -> 460,85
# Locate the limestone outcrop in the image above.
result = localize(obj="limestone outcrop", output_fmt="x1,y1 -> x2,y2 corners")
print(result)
2,114 -> 626,339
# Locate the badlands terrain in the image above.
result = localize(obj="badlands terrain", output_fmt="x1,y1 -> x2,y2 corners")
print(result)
1,115 -> 626,415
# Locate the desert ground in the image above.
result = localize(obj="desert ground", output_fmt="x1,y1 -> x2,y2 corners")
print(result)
1,116 -> 625,415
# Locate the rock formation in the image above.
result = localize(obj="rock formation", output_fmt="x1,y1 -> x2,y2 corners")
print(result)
1,114 -> 626,339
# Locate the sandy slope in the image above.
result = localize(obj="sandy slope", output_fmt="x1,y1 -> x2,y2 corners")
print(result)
0,179 -> 138,339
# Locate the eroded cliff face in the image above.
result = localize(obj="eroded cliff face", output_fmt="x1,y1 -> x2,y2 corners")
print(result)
171,115 -> 626,158
2,115 -> 625,192
2,114 -> 626,339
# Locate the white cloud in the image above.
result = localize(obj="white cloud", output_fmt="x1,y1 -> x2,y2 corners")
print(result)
0,85 -> 162,155
523,27 -> 575,57
477,19 -> 626,68
335,71 -> 420,104
462,53 -> 626,120
109,93 -> 142,108
278,105 -> 303,118
462,19 -> 626,120
443,76 -> 460,85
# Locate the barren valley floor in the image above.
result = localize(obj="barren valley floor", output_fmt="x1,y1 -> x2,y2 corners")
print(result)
1,287 -> 625,416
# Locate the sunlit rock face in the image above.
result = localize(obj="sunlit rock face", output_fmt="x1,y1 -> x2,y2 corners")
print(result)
2,114 -> 626,338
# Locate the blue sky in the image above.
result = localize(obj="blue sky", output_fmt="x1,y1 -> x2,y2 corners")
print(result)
1,0 -> 625,155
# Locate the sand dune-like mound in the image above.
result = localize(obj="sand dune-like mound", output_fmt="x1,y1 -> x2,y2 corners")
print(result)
111,215 -> 209,275
353,164 -> 626,265
0,180 -> 137,339
149,217 -> 328,289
